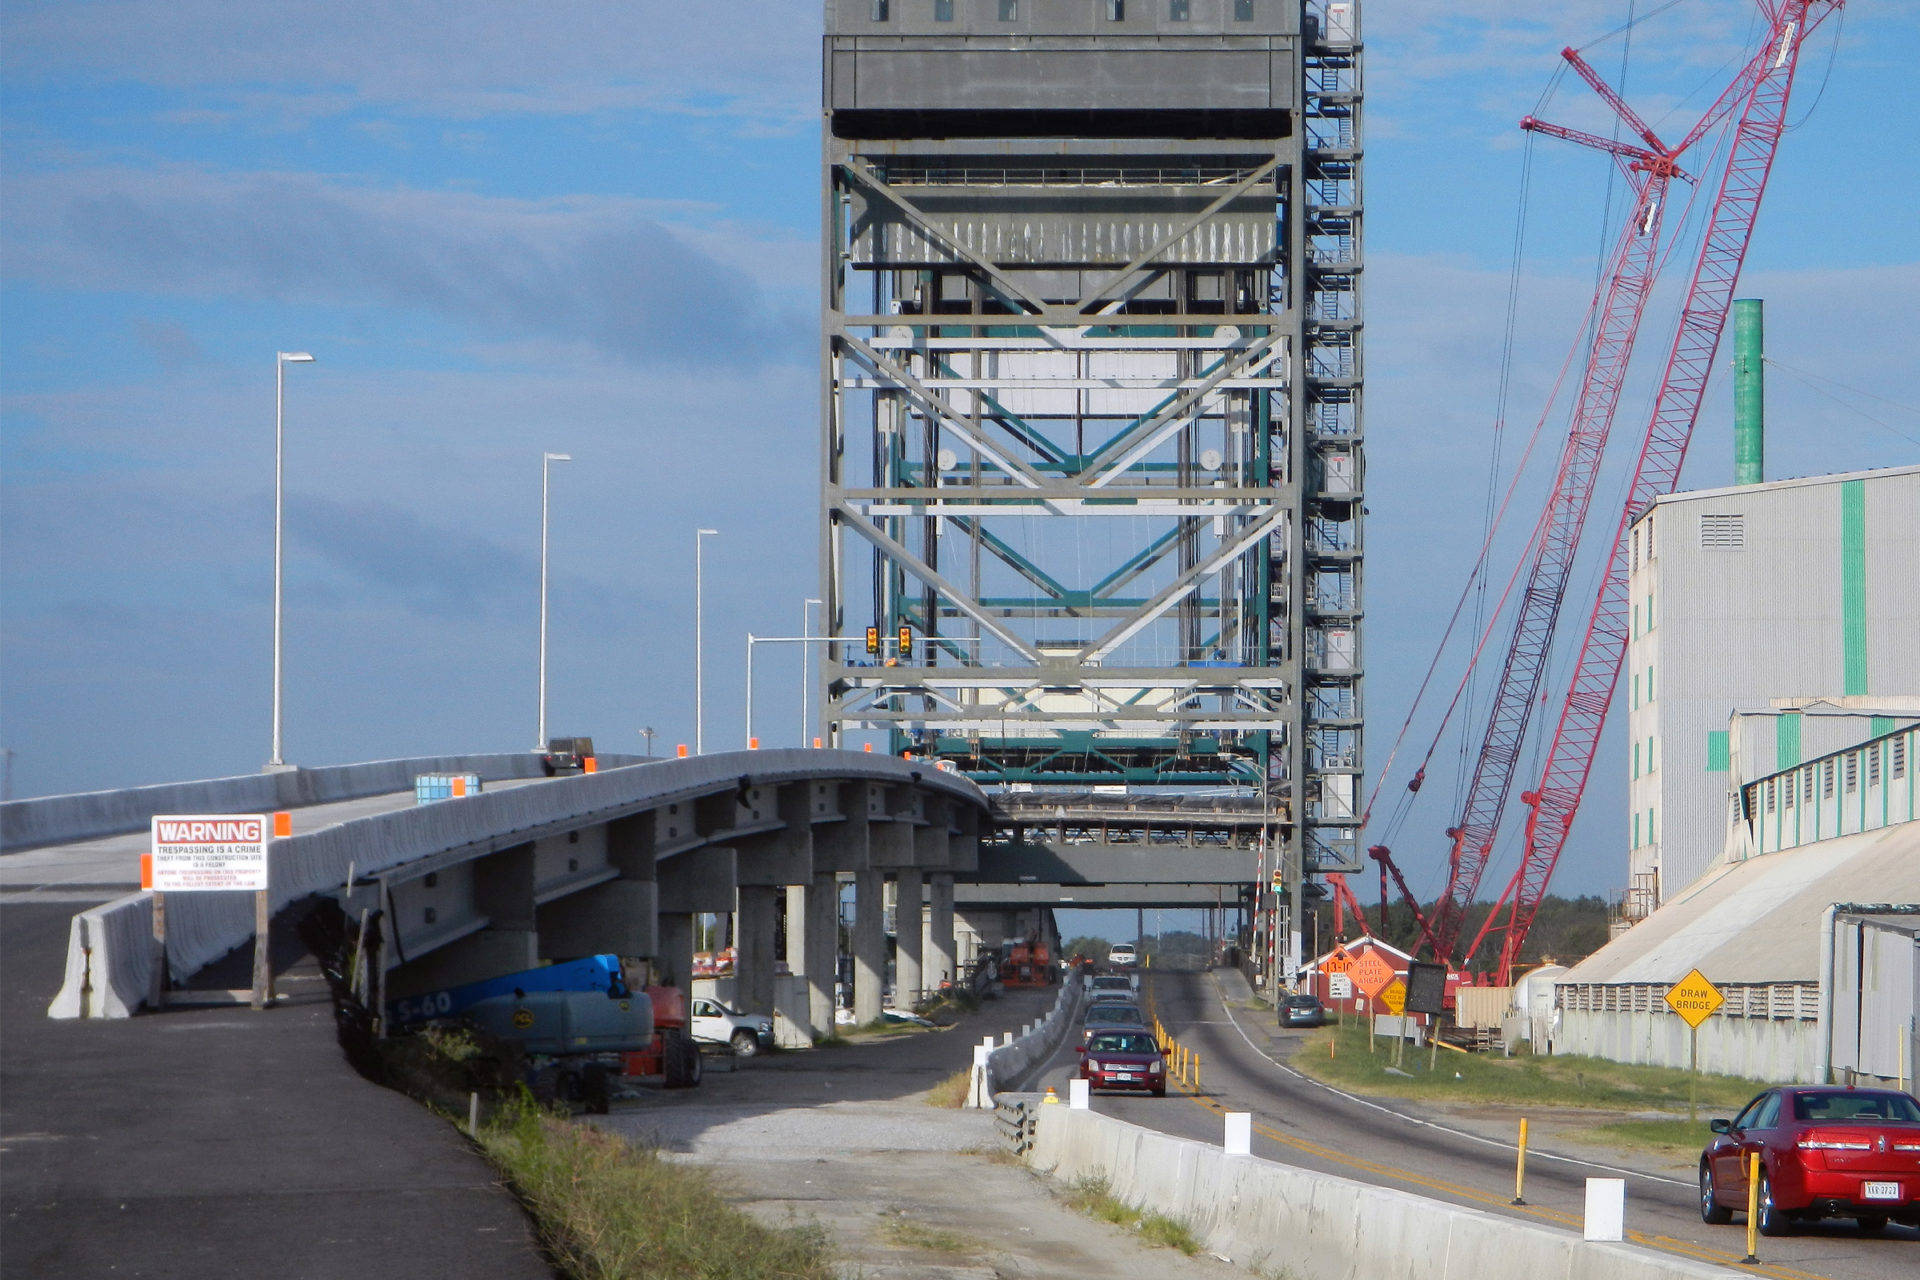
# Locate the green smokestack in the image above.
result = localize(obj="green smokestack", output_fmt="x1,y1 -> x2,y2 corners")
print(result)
1733,298 -> 1764,485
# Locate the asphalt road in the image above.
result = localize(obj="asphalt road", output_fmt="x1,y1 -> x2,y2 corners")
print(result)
1028,968 -> 1916,1280
0,785 -> 560,1280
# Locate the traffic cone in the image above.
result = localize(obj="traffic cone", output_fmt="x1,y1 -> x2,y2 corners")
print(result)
1043,1086 -> 1060,1105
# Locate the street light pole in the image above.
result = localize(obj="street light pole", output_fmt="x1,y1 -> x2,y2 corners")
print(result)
269,351 -> 314,769
802,598 -> 822,744
694,528 -> 718,753
536,452 -> 572,750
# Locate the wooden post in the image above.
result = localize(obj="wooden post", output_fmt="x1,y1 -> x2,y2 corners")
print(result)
250,888 -> 271,1010
149,891 -> 168,1010
1688,1024 -> 1699,1126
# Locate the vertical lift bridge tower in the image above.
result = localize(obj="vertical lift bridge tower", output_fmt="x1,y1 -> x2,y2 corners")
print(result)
820,0 -> 1365,976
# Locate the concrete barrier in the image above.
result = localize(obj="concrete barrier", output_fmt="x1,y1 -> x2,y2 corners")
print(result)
981,981 -> 1081,1098
1,752 -> 647,852
1030,1106 -> 1741,1280
47,749 -> 986,1019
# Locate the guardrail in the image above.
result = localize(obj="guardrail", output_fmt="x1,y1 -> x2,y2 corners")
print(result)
994,1094 -> 1041,1155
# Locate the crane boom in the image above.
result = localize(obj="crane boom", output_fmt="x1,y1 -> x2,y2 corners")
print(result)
1427,50 -> 1681,963
1489,0 -> 1839,983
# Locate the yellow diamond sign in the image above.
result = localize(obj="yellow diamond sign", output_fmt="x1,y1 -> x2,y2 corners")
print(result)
1664,969 -> 1724,1029
1379,978 -> 1407,1017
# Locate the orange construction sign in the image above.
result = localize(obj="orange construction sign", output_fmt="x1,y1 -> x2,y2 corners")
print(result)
1322,946 -> 1355,975
1351,949 -> 1396,999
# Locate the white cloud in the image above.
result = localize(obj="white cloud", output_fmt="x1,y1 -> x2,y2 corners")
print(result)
5,164 -> 812,365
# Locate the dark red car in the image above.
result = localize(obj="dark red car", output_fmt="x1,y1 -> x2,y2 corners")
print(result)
1699,1086 -> 1920,1234
1077,1027 -> 1166,1097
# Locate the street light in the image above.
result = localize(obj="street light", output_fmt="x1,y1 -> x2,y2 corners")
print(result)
536,452 -> 573,750
694,528 -> 719,753
269,351 -> 315,769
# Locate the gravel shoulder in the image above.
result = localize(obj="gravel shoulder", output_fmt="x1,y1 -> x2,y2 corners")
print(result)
595,987 -> 1244,1279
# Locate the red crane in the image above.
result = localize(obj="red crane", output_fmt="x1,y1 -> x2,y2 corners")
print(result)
1415,43 -> 1695,964
1467,0 -> 1842,983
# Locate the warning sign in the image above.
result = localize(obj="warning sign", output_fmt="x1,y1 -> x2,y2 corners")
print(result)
1380,978 -> 1407,1016
149,815 -> 269,892
1322,946 -> 1355,975
1328,974 -> 1353,1000
1664,969 -> 1725,1029
1351,949 -> 1397,999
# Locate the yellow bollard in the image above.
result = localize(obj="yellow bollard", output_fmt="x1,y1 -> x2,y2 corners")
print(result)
1194,1052 -> 1201,1090
1743,1151 -> 1761,1263
1512,1118 -> 1529,1205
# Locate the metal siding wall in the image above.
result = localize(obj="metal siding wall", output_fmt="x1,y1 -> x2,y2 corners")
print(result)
1865,472 -> 1920,696
1650,476 -> 1913,897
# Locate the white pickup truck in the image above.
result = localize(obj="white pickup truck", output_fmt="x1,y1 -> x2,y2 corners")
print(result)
689,996 -> 774,1057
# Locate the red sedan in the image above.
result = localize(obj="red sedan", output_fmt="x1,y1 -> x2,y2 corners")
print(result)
1077,1028 -> 1167,1097
1700,1086 -> 1920,1235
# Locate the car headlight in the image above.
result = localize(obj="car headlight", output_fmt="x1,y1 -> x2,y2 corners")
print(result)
1149,1061 -> 1164,1073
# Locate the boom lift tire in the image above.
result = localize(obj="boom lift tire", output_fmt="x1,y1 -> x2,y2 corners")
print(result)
663,1028 -> 703,1089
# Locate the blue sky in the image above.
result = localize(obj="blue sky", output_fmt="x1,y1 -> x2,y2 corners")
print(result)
3,1 -> 1915,909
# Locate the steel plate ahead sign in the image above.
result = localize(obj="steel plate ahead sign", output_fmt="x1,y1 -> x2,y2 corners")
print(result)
149,815 -> 269,891
1351,949 -> 1396,999
1664,969 -> 1724,1028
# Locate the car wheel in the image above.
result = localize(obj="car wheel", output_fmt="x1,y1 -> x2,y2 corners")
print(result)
731,1029 -> 760,1058
1853,1215 -> 1887,1234
1699,1163 -> 1732,1225
1755,1169 -> 1789,1237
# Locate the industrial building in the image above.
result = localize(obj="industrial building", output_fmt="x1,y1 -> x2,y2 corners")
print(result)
1558,722 -> 1920,1084
1622,463 -> 1920,914
817,1 -> 1371,978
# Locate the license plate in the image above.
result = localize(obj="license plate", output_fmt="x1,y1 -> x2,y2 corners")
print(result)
1861,1181 -> 1901,1201
1114,1073 -> 1138,1081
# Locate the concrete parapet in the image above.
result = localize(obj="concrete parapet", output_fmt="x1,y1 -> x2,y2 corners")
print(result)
982,981 -> 1081,1098
3,752 -> 647,852
1029,1107 -> 1739,1280
47,750 -> 987,1019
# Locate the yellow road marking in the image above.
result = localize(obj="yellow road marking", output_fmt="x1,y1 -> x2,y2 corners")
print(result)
1144,978 -> 1830,1280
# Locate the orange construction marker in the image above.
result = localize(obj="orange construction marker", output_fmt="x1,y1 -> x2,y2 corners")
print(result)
140,855 -> 154,890
677,744 -> 689,758
273,812 -> 292,838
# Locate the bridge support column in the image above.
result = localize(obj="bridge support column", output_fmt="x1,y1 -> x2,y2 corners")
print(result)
852,868 -> 886,1025
927,873 -> 955,994
656,913 -> 695,992
804,874 -> 838,1036
733,885 -> 778,1018
894,868 -> 923,1010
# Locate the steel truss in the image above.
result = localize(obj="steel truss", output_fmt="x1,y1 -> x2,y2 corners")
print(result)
819,2 -> 1365,889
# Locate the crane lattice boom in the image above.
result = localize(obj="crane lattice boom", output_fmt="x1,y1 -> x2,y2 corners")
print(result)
1482,0 -> 1841,983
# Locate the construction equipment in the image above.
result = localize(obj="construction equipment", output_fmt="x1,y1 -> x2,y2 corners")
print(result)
1372,1 -> 1838,976
1470,0 -> 1841,983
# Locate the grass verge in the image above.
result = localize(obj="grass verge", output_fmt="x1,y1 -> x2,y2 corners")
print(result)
1561,1117 -> 1721,1159
880,1214 -> 975,1254
1290,1015 -> 1761,1114
1060,1174 -> 1202,1256
924,1069 -> 972,1108
476,1091 -> 835,1280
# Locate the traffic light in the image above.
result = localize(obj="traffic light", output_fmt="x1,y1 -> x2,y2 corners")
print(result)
898,624 -> 913,658
865,625 -> 880,655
